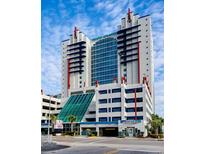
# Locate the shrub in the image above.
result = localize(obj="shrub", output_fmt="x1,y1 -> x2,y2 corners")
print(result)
159,134 -> 164,138
91,133 -> 96,137
150,134 -> 158,138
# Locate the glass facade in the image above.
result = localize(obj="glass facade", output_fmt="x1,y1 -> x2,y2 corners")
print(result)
91,33 -> 118,86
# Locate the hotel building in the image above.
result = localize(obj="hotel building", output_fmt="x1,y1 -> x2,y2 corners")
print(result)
59,9 -> 154,137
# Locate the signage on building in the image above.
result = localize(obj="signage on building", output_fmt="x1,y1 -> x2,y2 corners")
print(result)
54,120 -> 63,129
120,120 -> 141,125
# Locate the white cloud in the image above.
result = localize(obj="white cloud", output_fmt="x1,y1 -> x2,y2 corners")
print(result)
42,0 -> 164,117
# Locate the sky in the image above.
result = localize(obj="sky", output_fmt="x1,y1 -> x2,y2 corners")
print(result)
41,0 -> 164,117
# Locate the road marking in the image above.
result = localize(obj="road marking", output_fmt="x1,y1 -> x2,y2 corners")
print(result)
119,148 -> 163,153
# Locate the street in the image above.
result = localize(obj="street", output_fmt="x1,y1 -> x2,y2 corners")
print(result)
42,136 -> 164,154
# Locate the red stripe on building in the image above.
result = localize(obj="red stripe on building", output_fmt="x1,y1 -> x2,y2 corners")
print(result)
67,59 -> 70,90
138,42 -> 140,83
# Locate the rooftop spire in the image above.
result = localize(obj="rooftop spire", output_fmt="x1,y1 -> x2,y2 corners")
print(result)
74,26 -> 78,39
127,8 -> 132,23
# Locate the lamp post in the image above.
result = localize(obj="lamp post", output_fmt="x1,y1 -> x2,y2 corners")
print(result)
47,95 -> 51,143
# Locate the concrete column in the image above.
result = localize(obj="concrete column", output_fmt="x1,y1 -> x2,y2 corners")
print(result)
95,85 -> 99,122
96,126 -> 99,136
80,126 -> 82,136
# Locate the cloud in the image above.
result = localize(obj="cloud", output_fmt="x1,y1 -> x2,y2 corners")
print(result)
41,0 -> 164,117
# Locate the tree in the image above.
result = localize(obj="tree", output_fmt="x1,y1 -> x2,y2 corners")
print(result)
146,114 -> 164,136
68,115 -> 76,133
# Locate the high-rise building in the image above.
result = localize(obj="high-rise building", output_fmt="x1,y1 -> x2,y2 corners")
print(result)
91,33 -> 118,86
59,9 -> 154,137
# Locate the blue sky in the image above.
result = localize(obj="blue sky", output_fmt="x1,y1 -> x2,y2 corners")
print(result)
41,0 -> 164,117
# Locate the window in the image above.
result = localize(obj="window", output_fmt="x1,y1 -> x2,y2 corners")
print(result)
125,97 -> 143,103
126,116 -> 135,120
79,76 -> 82,79
146,58 -> 149,60
42,106 -> 49,110
137,107 -> 143,112
89,111 -> 96,114
137,97 -> 143,102
80,81 -> 82,84
126,108 -> 134,112
126,116 -> 143,120
125,98 -> 135,103
99,117 -> 107,122
99,90 -> 107,94
99,99 -> 107,104
109,117 -> 111,121
112,98 -> 121,103
146,52 -> 148,54
146,35 -> 148,38
126,107 -> 143,112
146,41 -> 148,43
108,89 -> 111,93
112,88 -> 121,93
109,99 -> 111,103
137,116 -> 143,120
112,107 -> 121,112
112,117 -> 121,121
146,46 -> 148,49
99,108 -> 107,113
42,113 -> 46,116
43,98 -> 49,103
146,29 -> 148,32
145,24 -> 148,26
125,88 -> 143,93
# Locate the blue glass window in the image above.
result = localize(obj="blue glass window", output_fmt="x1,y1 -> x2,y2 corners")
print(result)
99,99 -> 107,104
112,98 -> 121,103
112,107 -> 121,112
112,117 -> 121,121
125,97 -> 143,103
126,107 -> 143,112
125,88 -> 143,93
99,117 -> 107,122
99,90 -> 107,94
99,108 -> 107,113
112,88 -> 121,93
126,116 -> 143,120
91,34 -> 118,86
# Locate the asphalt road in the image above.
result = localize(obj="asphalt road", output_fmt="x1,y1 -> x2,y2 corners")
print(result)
41,136 -> 164,154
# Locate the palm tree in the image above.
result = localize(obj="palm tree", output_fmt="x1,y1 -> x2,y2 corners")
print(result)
146,114 -> 164,136
68,115 -> 76,133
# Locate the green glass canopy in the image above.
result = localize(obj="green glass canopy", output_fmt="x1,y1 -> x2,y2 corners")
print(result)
58,93 -> 94,122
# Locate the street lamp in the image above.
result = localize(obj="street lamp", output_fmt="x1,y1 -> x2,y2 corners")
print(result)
47,95 -> 52,143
